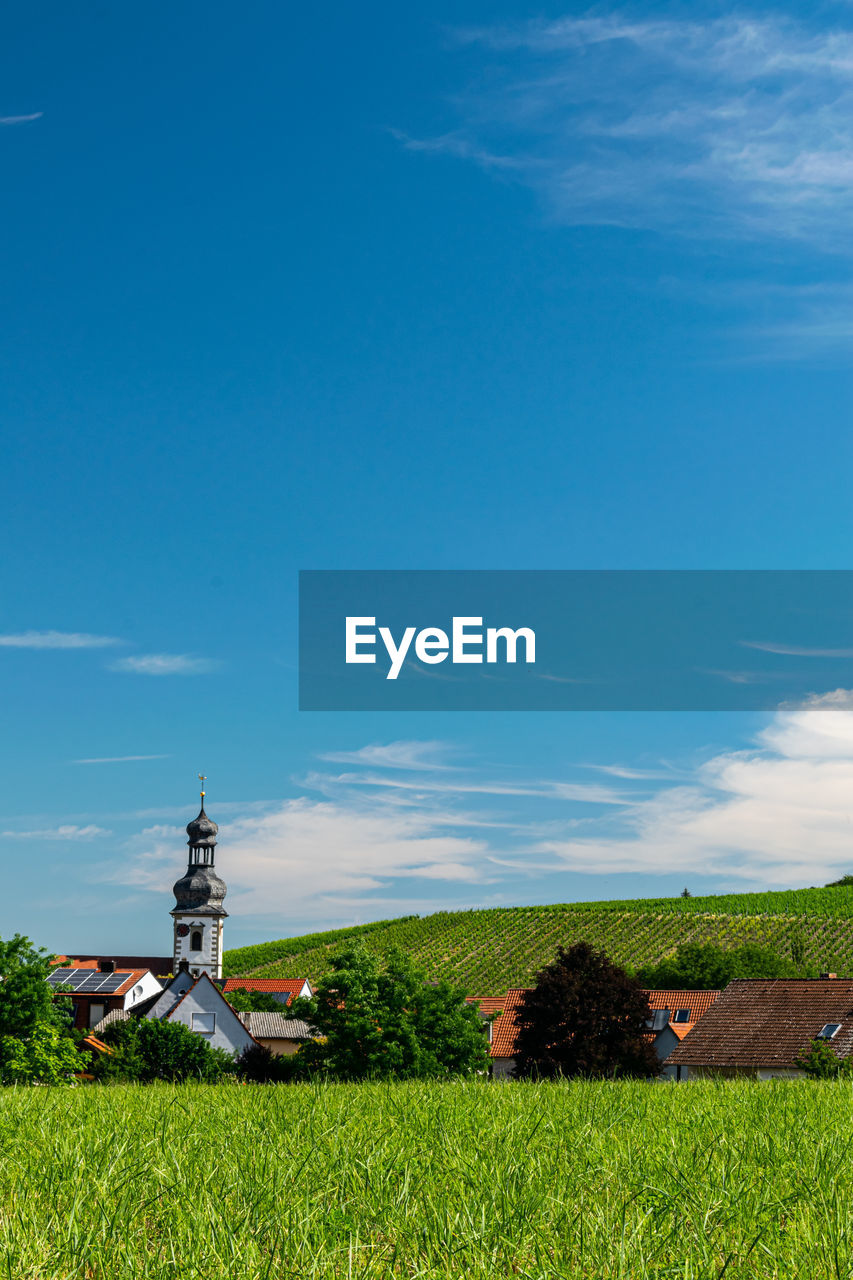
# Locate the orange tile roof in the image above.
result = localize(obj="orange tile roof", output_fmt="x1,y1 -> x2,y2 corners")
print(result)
81,1035 -> 114,1055
470,990 -> 527,1058
469,997 -> 505,1018
222,978 -> 307,1003
644,990 -> 720,1021
669,1024 -> 693,1041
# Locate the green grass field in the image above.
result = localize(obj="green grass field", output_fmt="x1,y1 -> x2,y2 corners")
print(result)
3,1079 -> 853,1278
223,884 -> 853,990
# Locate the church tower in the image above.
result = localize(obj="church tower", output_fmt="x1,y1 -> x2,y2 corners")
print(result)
171,777 -> 228,978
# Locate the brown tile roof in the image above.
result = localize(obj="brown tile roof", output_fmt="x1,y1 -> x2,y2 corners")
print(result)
58,955 -> 173,976
667,979 -> 853,1069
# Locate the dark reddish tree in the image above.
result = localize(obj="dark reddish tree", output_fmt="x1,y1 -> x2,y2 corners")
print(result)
513,942 -> 659,1080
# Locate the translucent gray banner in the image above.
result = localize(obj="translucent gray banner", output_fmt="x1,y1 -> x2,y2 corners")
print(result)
299,570 -> 853,711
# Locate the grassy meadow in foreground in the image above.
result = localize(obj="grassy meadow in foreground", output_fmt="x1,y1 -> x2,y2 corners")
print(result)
2,1082 -> 853,1278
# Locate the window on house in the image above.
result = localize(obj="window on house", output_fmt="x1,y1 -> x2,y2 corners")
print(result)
646,1009 -> 669,1032
191,1012 -> 215,1034
89,1002 -> 105,1028
190,930 -> 202,951
673,1009 -> 691,1023
819,1023 -> 842,1039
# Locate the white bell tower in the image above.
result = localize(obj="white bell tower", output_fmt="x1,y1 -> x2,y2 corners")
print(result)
170,776 -> 228,979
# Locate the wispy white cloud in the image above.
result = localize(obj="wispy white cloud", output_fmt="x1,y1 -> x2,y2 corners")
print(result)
0,630 -> 120,649
742,640 -> 853,658
0,112 -> 42,126
409,12 -> 853,249
303,769 -> 631,805
318,740 -> 456,770
0,824 -> 109,840
109,654 -> 219,676
72,754 -> 171,765
537,690 -> 853,886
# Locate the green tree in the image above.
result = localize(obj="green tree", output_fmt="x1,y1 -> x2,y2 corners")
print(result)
0,1023 -> 88,1084
636,941 -> 806,990
224,987 -> 286,1013
291,944 -> 489,1081
514,942 -> 660,1080
98,1017 -> 233,1082
0,935 -> 65,1038
0,935 -> 86,1083
795,1038 -> 853,1078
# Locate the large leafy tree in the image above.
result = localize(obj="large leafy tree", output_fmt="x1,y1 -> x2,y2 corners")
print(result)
0,934 -> 65,1038
292,944 -> 489,1080
636,941 -> 805,991
514,942 -> 659,1080
0,934 -> 87,1083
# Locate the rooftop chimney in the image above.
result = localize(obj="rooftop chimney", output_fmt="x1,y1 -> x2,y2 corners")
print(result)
820,972 -> 838,980
98,959 -> 115,974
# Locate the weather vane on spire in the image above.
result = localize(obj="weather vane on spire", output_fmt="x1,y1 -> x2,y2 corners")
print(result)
198,772 -> 207,800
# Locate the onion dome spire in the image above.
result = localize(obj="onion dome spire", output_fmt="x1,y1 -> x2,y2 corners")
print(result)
171,774 -> 227,915
186,774 -> 218,859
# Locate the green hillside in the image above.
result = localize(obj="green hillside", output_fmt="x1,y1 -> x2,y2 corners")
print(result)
223,885 -> 853,993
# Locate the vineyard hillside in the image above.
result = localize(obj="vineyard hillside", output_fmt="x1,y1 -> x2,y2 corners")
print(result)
223,885 -> 853,993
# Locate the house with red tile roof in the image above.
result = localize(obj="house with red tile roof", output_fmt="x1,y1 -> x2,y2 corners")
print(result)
644,990 -> 720,1079
47,962 -> 162,1030
666,978 -> 853,1080
472,988 -> 719,1079
220,977 -> 312,1005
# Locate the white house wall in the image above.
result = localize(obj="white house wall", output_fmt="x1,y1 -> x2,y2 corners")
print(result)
121,971 -> 162,1011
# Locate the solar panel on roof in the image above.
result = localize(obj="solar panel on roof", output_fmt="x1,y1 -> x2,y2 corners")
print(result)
48,967 -> 128,993
99,976 -> 126,993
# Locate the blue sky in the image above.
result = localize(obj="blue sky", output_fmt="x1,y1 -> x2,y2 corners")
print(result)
3,0 -> 853,955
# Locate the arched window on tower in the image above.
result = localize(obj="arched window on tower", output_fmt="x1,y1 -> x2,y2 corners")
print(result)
190,929 -> 203,952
